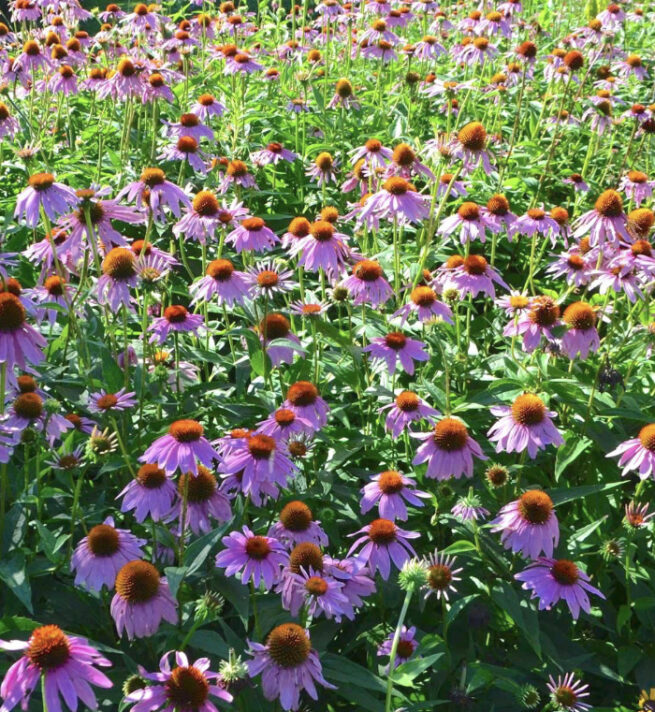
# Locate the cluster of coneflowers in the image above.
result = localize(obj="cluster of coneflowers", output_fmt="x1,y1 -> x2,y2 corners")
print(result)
0,0 -> 654,710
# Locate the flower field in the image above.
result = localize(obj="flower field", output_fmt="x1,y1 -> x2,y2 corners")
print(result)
1,0 -> 655,709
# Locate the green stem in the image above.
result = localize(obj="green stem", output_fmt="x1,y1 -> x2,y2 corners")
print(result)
384,587 -> 413,712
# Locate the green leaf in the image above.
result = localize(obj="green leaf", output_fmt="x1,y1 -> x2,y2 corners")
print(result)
394,653 -> 444,686
442,540 -> 477,555
101,348 -> 124,392
164,566 -> 187,598
617,604 -> 631,634
491,582 -> 541,659
549,481 -> 627,506
185,523 -> 230,575
0,553 -> 33,613
554,436 -> 591,482
446,594 -> 479,626
322,653 -> 388,694
0,616 -> 40,636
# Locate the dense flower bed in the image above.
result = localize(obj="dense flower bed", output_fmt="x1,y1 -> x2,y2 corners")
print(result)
0,0 -> 654,710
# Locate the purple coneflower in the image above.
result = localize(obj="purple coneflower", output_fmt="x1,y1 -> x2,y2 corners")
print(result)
503,296 -> 562,352
268,500 -> 328,548
258,407 -> 312,440
546,672 -> 591,712
0,293 -> 46,371
564,173 -> 590,192
607,423 -> 655,480
247,261 -> 295,298
0,102 -> 19,139
159,136 -> 208,175
360,470 -> 429,521
394,285 -> 453,325
514,207 -> 561,245
220,431 -> 297,503
347,518 -> 419,579
173,466 -> 232,535
561,301 -> 600,359
220,159 -> 259,193
306,152 -> 338,186
246,623 -> 335,711
363,331 -> 429,375
436,172 -> 468,198
15,172 -> 77,227
118,464 -> 177,522
226,216 -> 279,253
624,501 -> 655,529
190,258 -> 250,306
2,391 -> 71,443
287,567 -> 352,621
516,558 -> 605,619
350,138 -> 393,172
174,190 -> 236,244
573,189 -> 630,246
413,417 -> 487,480
0,625 -> 112,712
452,121 -> 495,174
283,381 -> 329,431
165,112 -> 213,142
48,64 -> 78,95
358,176 -> 430,225
22,275 -> 74,326
423,550 -> 462,600
342,259 -> 394,307
125,650 -> 233,711
377,626 -> 418,669
119,168 -> 190,221
482,193 -> 518,237
111,560 -> 178,639
488,394 -> 563,458
290,220 -> 352,279
191,92 -> 225,120
148,305 -> 204,345
71,516 -> 146,591
215,526 -> 288,589
141,419 -> 220,476
259,313 -> 304,368
379,390 -> 440,438
439,201 -> 497,244
225,51 -> 263,74
446,254 -> 509,298
491,490 -> 559,559
386,142 -> 434,181
451,492 -> 490,522
547,248 -> 593,288
252,141 -> 298,166
619,170 -> 654,206
88,387 -> 136,414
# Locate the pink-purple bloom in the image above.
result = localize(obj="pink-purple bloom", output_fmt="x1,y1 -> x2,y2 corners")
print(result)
71,516 -> 146,591
412,417 -> 487,480
607,423 -> 655,480
0,625 -> 112,712
360,470 -> 429,520
491,490 -> 559,560
141,419 -> 220,476
125,650 -> 233,712
363,331 -> 429,375
215,526 -> 289,589
15,173 -> 77,228
347,518 -> 419,580
515,558 -> 605,619
246,624 -> 335,711
110,560 -> 178,639
488,394 -> 563,458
